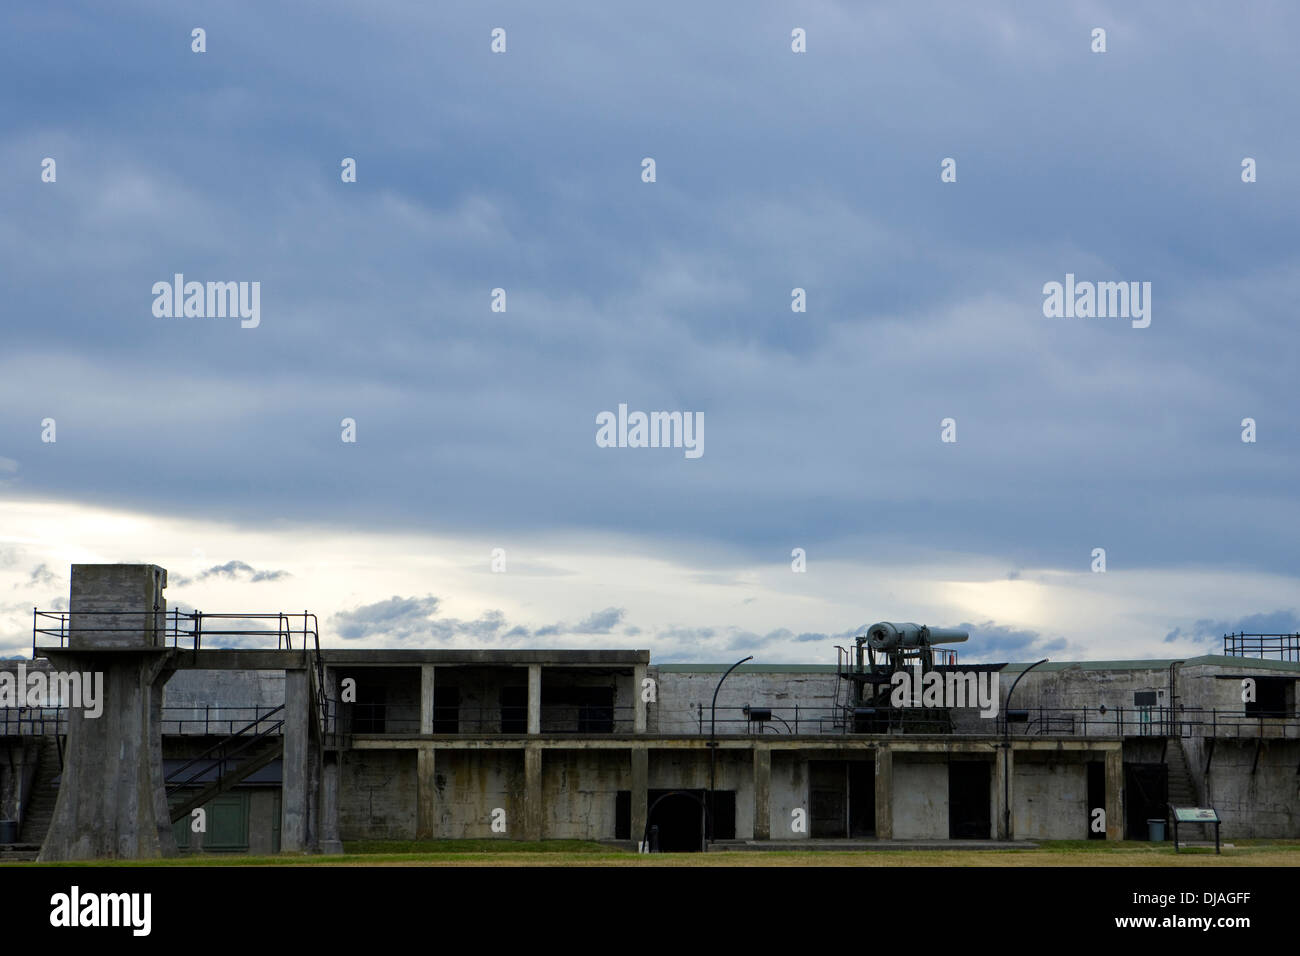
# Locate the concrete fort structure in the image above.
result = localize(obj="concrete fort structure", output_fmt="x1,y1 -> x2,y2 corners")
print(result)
1,563 -> 1298,859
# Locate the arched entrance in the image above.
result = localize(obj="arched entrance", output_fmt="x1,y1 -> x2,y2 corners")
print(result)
643,789 -> 707,852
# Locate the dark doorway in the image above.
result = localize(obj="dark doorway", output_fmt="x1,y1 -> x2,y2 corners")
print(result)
1087,761 -> 1105,840
810,761 -> 875,837
647,789 -> 707,852
849,763 -> 875,837
948,761 -> 991,839
1244,677 -> 1291,718
810,761 -> 848,837
708,790 -> 736,840
615,790 -> 630,839
1124,764 -> 1168,839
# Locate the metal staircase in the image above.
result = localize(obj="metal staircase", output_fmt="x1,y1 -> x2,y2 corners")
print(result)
166,706 -> 285,824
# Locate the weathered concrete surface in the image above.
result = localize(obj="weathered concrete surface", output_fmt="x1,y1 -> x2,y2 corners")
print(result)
38,650 -> 178,860
891,756 -> 947,839
1105,748 -> 1124,840
430,750 -> 523,839
524,745 -> 543,838
280,668 -> 318,852
994,746 -> 1011,839
68,564 -> 167,650
648,749 -> 752,832
875,746 -> 892,839
768,751 -> 807,840
420,664 -> 435,735
538,748 -> 625,839
416,747 -> 435,839
339,749 -> 417,839
163,668 -> 285,731
1180,737 -> 1299,837
1013,754 -> 1088,839
630,747 -> 647,846
753,748 -> 771,839
650,669 -> 839,734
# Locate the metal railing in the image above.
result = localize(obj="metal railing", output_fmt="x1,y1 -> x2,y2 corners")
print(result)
0,705 -> 291,737
160,706 -> 287,736
32,608 -> 320,653
0,707 -> 68,736
674,704 -> 1300,739
165,706 -> 285,797
340,703 -> 637,735
1223,632 -> 1300,661
31,605 -> 338,747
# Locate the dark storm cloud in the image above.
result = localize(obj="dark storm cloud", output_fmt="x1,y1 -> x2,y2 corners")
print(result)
0,1 -> 1296,582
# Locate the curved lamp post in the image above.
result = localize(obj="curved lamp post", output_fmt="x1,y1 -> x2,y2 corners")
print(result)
707,655 -> 753,846
1002,657 -> 1048,841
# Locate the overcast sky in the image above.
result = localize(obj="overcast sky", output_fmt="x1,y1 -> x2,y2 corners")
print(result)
2,1 -> 1297,663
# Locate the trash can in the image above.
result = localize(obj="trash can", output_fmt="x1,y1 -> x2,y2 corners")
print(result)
0,820 -> 17,844
1147,818 -> 1166,842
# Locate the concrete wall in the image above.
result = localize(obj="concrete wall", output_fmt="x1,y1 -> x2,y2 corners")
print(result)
540,750 -> 625,839
163,669 -> 285,732
1181,738 -> 1299,838
769,751 -> 808,839
338,749 -> 417,840
648,749 -> 754,837
891,756 -> 948,839
68,564 -> 167,649
431,750 -> 524,839
1013,755 -> 1089,839
650,669 -> 839,734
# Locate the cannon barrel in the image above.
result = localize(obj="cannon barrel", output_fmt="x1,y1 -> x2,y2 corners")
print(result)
864,622 -> 970,650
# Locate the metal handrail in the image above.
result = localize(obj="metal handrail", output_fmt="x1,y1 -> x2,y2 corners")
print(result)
1223,632 -> 1300,661
165,705 -> 286,794
32,608 -> 322,653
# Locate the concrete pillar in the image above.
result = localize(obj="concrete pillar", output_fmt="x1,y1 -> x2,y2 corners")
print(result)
523,745 -> 543,840
874,745 -> 893,840
753,747 -> 771,840
630,746 -> 648,848
420,664 -> 435,735
38,652 -> 177,860
1104,747 -> 1124,840
319,752 -> 343,854
416,746 -> 436,839
995,745 -> 1013,840
633,663 -> 647,733
39,564 -> 178,861
281,668 -> 313,852
527,664 -> 541,735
